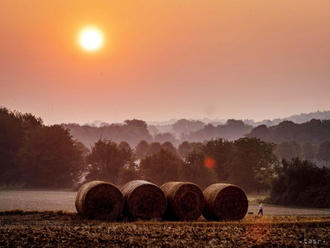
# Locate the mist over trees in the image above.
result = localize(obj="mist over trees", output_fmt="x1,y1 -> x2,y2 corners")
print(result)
62,119 -> 152,148
182,120 -> 252,142
64,119 -> 253,148
248,119 -> 330,144
1,107 -> 330,207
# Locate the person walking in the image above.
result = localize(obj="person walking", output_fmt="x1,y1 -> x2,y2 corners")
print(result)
258,202 -> 263,216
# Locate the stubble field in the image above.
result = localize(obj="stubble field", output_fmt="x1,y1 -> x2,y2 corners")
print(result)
0,190 -> 329,247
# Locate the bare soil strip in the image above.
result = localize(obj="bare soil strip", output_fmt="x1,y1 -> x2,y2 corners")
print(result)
0,211 -> 329,247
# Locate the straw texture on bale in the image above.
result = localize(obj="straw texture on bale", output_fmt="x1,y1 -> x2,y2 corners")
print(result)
121,180 -> 167,220
75,180 -> 124,220
161,181 -> 204,221
203,183 -> 248,221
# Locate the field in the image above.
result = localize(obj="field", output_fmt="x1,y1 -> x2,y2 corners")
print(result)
1,190 -> 329,216
0,190 -> 329,247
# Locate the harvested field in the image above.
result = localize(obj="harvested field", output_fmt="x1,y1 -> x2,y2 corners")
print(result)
0,211 -> 329,247
1,190 -> 330,216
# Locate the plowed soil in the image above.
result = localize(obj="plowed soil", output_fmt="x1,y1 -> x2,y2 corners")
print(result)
0,211 -> 329,247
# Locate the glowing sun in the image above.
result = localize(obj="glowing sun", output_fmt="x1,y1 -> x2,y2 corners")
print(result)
78,27 -> 104,52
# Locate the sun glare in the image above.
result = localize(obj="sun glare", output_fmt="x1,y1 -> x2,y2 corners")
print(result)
78,27 -> 104,52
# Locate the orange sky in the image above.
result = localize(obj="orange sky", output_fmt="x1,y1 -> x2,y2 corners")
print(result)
1,0 -> 330,124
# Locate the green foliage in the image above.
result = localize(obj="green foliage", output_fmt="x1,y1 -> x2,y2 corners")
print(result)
182,150 -> 218,189
269,158 -> 330,208
248,119 -> 330,144
202,139 -> 233,180
178,138 -> 277,192
144,142 -> 162,157
178,141 -> 203,159
317,140 -> 330,164
86,139 -> 133,183
117,162 -> 140,186
301,142 -> 317,161
19,125 -> 83,187
140,149 -> 183,185
134,140 -> 149,159
230,138 -> 277,192
161,141 -> 179,157
275,141 -> 302,160
0,108 -> 25,183
0,107 -> 83,188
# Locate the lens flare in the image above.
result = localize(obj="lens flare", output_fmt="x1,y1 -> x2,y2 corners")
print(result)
204,157 -> 216,169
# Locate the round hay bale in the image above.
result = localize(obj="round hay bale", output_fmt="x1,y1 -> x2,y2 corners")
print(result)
121,180 -> 167,220
75,180 -> 124,220
161,181 -> 204,221
203,183 -> 248,221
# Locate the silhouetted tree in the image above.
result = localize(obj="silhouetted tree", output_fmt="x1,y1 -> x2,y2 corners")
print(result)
117,162 -> 139,186
140,149 -> 183,185
0,107 -> 43,185
182,120 -> 252,142
145,142 -> 162,157
172,119 -> 204,135
229,138 -> 277,191
19,125 -> 83,187
275,141 -> 302,160
202,139 -> 233,181
178,141 -> 192,158
161,142 -> 179,157
134,140 -> 149,159
248,119 -> 330,144
270,158 -> 330,208
182,150 -> 218,189
318,140 -> 330,165
302,142 -> 317,161
86,140 -> 132,183
154,132 -> 178,145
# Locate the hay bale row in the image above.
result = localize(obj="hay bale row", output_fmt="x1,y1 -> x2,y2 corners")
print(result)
121,180 -> 167,220
161,181 -> 204,221
75,180 -> 124,221
203,183 -> 248,221
75,180 -> 248,221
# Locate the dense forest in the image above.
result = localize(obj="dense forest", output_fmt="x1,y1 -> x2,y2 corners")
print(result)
1,107 -> 330,207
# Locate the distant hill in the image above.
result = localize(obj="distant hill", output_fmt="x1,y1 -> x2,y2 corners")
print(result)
182,119 -> 252,142
62,119 -> 152,148
247,119 -> 330,144
251,111 -> 330,126
63,111 -> 330,147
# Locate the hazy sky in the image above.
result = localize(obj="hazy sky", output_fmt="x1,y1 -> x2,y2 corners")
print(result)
1,0 -> 330,124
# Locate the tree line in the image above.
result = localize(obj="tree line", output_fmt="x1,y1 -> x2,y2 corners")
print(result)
0,107 -> 275,191
1,107 -> 329,207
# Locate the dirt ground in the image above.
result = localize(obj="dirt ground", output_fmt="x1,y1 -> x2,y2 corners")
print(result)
0,211 -> 329,247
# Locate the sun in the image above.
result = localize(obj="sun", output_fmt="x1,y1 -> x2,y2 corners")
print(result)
78,26 -> 104,52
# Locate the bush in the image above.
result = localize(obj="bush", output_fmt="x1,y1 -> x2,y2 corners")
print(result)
269,158 -> 330,208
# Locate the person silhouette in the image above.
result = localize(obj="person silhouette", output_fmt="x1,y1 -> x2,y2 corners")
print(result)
258,202 -> 263,216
